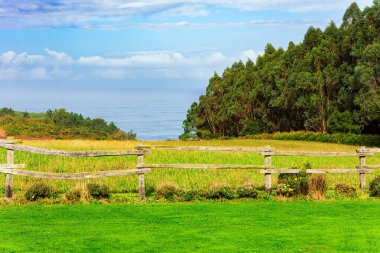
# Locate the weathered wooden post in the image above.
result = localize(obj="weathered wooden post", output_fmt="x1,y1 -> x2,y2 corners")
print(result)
137,150 -> 146,201
5,141 -> 15,199
263,146 -> 273,192
357,146 -> 368,192
264,146 -> 272,168
358,146 -> 366,167
264,172 -> 272,192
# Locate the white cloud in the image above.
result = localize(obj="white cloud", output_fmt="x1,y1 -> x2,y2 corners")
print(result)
0,48 -> 259,80
0,0 -> 373,29
239,50 -> 260,62
0,51 -> 17,64
78,51 -> 226,67
161,4 -> 209,17
45,48 -> 73,64
0,50 -> 44,65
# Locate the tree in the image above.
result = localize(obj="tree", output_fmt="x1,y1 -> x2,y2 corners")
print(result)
181,2 -> 380,139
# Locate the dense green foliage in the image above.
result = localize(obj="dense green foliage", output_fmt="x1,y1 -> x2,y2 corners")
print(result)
24,182 -> 56,201
369,176 -> 380,196
252,131 -> 380,146
182,2 -> 380,140
86,183 -> 110,199
0,107 -> 136,140
0,107 -> 15,117
277,167 -> 310,197
1,201 -> 380,252
335,183 -> 358,198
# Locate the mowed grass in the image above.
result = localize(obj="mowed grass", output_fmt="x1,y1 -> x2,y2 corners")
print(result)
0,139 -> 379,196
0,201 -> 380,252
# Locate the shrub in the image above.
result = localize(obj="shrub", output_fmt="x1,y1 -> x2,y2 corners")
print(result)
277,167 -> 309,197
206,183 -> 234,200
335,183 -> 357,198
180,189 -> 198,201
369,176 -> 380,197
156,183 -> 178,200
25,182 -> 56,201
65,188 -> 82,202
87,183 -> 110,199
145,184 -> 156,197
252,131 -> 380,146
237,184 -> 258,198
310,174 -> 327,198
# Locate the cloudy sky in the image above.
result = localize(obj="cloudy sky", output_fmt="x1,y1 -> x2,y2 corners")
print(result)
0,0 -> 374,94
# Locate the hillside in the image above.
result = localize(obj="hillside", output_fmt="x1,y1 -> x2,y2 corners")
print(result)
0,107 -> 135,140
182,2 -> 380,140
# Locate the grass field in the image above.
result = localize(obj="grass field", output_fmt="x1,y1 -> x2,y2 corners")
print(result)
0,200 -> 380,252
0,139 -> 379,199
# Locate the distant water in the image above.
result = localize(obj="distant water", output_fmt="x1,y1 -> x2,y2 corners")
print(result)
0,90 -> 199,140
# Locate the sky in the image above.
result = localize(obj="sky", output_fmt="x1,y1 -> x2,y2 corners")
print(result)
0,0 -> 374,96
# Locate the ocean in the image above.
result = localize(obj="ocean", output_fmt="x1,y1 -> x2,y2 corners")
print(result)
0,90 -> 200,140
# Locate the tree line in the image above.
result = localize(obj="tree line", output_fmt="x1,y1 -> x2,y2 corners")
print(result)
181,2 -> 379,140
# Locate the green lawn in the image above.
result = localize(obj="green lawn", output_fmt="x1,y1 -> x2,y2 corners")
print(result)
0,200 -> 380,252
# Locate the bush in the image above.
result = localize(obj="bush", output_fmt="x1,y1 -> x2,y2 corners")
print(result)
87,183 -> 110,199
277,167 -> 309,197
65,188 -> 82,202
206,183 -> 234,200
369,176 -> 380,197
252,131 -> 379,147
237,184 -> 258,198
335,183 -> 357,198
310,174 -> 327,198
25,182 -> 56,201
156,183 -> 178,200
145,184 -> 156,197
180,189 -> 198,201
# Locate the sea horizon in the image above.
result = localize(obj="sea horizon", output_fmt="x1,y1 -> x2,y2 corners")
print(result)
0,89 -> 201,140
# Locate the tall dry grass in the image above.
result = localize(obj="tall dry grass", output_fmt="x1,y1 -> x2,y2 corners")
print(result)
0,139 -> 378,196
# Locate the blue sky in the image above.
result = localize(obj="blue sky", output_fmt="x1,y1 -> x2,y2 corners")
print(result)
0,0 -> 374,94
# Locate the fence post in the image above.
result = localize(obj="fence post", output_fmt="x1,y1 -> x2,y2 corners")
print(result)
264,146 -> 272,168
357,146 -> 370,192
358,146 -> 366,167
5,141 -> 15,199
137,151 -> 146,201
360,173 -> 366,192
265,173 -> 272,192
263,146 -> 273,192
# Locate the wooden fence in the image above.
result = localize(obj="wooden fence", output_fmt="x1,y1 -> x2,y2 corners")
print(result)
137,145 -> 378,193
0,140 -> 150,200
0,141 -> 379,200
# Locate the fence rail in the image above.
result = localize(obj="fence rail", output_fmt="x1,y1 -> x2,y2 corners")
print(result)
259,151 -> 372,157
138,163 -> 269,169
0,168 -> 150,179
0,143 -> 148,157
136,145 -> 269,152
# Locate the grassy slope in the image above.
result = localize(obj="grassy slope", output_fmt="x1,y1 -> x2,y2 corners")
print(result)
0,201 -> 380,252
0,139 -> 379,196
